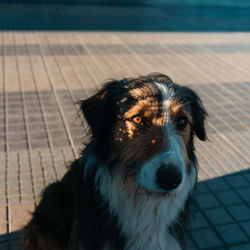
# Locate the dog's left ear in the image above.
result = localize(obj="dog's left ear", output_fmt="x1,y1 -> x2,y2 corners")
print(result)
182,87 -> 207,141
190,90 -> 207,141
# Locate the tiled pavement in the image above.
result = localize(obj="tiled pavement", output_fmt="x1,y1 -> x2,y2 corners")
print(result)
0,3 -> 250,250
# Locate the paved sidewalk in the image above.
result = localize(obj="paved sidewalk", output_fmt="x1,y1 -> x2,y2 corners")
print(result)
0,3 -> 250,250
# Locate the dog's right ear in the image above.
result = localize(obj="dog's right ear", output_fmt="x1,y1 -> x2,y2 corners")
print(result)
79,87 -> 112,140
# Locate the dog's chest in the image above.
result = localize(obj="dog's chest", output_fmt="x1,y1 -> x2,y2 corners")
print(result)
124,230 -> 181,250
98,166 -> 196,250
120,198 -> 182,250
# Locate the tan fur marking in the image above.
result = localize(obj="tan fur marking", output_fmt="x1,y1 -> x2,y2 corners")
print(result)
98,90 -> 107,100
125,120 -> 136,140
152,116 -> 164,126
124,98 -> 157,119
129,88 -> 145,99
169,99 -> 183,117
144,110 -> 152,118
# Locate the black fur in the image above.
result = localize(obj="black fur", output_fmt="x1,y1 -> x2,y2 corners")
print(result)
23,156 -> 125,250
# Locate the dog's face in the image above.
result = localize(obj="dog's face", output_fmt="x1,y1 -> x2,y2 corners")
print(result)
80,73 -> 207,195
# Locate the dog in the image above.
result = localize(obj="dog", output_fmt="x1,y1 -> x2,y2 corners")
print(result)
22,73 -> 207,250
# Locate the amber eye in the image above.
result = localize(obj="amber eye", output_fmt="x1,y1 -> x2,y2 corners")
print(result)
131,116 -> 143,125
176,117 -> 188,130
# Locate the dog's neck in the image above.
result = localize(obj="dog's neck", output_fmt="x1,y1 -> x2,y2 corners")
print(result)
95,162 -> 197,250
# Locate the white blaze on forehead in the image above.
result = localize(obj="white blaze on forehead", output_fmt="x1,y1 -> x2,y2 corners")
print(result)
136,82 -> 187,194
154,81 -> 175,124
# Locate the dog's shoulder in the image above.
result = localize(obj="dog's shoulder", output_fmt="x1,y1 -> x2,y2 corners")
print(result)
23,161 -> 80,250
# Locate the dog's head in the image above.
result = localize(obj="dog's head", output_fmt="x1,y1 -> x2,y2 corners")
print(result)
80,73 -> 207,195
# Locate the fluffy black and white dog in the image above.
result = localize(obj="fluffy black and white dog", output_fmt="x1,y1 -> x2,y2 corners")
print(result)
23,73 -> 207,250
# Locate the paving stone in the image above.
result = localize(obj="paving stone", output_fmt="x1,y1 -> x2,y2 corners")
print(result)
196,193 -> 220,209
28,123 -> 45,131
8,197 -> 21,204
224,175 -> 249,188
9,143 -> 28,152
0,205 -> 7,223
206,178 -> 230,192
229,243 -> 250,250
240,221 -> 250,237
228,205 -> 250,221
8,133 -> 26,142
31,140 -> 49,150
9,220 -> 26,233
244,173 -> 250,183
186,234 -> 197,250
204,207 -> 234,226
216,190 -> 242,206
29,131 -> 47,140
8,124 -> 25,133
9,202 -> 34,224
8,230 -> 23,241
0,144 -> 6,152
52,139 -> 70,147
0,198 -> 6,206
191,228 -> 224,249
10,241 -> 22,250
0,223 -> 8,241
216,223 -> 248,245
189,211 -> 209,230
237,187 -> 250,203
0,242 -> 8,250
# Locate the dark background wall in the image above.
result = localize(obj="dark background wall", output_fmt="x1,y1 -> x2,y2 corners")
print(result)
2,0 -> 250,7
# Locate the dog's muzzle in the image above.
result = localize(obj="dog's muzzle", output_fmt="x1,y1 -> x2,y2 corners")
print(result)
137,133 -> 187,194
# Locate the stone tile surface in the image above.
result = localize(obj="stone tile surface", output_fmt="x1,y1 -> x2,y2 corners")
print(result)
216,223 -> 249,245
204,207 -> 234,226
191,228 -> 224,249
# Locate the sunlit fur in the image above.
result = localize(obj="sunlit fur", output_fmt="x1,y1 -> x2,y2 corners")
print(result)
23,73 -> 207,250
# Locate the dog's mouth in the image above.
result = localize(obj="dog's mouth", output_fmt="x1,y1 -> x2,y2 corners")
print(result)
162,192 -> 171,197
138,187 -> 175,199
151,190 -> 178,198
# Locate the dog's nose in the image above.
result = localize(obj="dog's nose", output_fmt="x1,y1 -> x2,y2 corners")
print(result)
156,163 -> 182,191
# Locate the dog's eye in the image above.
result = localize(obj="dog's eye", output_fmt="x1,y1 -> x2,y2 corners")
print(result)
176,117 -> 188,130
131,116 -> 143,125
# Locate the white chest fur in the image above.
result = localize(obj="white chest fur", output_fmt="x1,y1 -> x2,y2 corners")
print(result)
98,165 -> 196,250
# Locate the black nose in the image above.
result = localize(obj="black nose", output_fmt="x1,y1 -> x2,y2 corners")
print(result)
156,164 -> 182,191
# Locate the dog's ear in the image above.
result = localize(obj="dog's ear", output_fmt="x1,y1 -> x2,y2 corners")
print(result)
180,87 -> 207,141
79,87 -> 113,140
189,89 -> 207,141
79,80 -> 127,140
